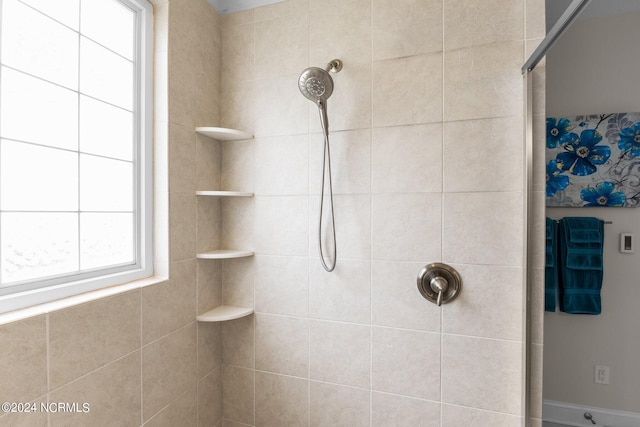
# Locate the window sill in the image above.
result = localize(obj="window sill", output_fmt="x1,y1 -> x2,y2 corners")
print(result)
0,274 -> 168,326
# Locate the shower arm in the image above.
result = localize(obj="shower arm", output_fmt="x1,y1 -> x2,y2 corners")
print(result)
325,59 -> 343,73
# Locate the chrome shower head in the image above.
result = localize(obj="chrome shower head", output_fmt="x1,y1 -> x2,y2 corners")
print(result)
298,67 -> 334,104
298,59 -> 342,136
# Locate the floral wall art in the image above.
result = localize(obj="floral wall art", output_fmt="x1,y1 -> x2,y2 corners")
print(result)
546,112 -> 640,207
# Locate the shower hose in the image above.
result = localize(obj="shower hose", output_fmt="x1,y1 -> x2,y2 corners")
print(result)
319,129 -> 337,272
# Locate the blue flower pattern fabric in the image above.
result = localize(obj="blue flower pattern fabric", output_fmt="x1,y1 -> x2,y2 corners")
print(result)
617,122 -> 640,156
546,160 -> 569,197
556,129 -> 610,176
547,117 -> 571,148
546,112 -> 640,207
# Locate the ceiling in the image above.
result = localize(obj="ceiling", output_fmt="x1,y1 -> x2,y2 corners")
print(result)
207,0 -> 285,14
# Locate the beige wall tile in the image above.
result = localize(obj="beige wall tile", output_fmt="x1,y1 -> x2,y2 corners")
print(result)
310,320 -> 370,388
142,259 -> 196,345
198,367 -> 223,427
309,194 -> 371,260
49,291 -> 141,389
49,352 -> 141,427
529,267 -> 545,346
442,404 -> 522,426
222,22 -> 254,83
221,257 -> 254,308
255,16 -> 308,80
197,260 -> 222,315
220,139 -> 255,192
169,192 -> 197,262
372,54 -> 443,127
444,41 -> 524,122
0,395 -> 47,427
309,129 -> 371,195
255,313 -> 309,377
443,192 -> 524,266
254,196 -> 309,256
144,388 -> 197,427
169,123 -> 196,194
142,324 -> 197,421
371,260 -> 440,332
254,135 -> 309,196
443,264 -> 524,341
309,0 -> 371,66
198,322 -> 222,378
529,343 -> 543,419
442,334 -> 523,415
0,316 -> 47,403
526,0 -> 545,40
310,381 -> 370,427
196,195 -> 222,254
196,133 -> 221,191
444,0 -> 523,50
221,138 -> 255,193
254,75 -> 309,138
223,365 -> 254,425
255,372 -> 309,427
372,0 -> 443,60
371,193 -> 441,262
372,326 -> 440,400
309,259 -> 371,324
254,0 -> 308,22
255,255 -> 309,317
443,117 -> 524,192
532,114 -> 547,193
168,49 -> 198,129
221,198 -> 254,253
222,315 -> 254,368
220,79 -> 255,134
372,392 -> 440,427
372,124 -> 443,193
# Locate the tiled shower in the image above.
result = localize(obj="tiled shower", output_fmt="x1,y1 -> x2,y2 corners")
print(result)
0,0 -> 545,426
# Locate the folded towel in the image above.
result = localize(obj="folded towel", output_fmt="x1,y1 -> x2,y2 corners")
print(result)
558,217 -> 604,315
545,217 -> 558,312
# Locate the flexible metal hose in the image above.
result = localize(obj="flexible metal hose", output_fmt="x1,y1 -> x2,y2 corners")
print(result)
318,128 -> 337,272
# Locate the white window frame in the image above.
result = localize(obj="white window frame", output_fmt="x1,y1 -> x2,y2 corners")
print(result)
0,0 -> 154,314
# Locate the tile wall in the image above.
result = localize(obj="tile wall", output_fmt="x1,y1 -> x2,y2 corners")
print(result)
0,0 -> 546,426
216,0 -> 545,426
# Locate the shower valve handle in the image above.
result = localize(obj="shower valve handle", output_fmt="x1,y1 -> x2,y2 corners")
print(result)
430,277 -> 448,306
417,263 -> 462,306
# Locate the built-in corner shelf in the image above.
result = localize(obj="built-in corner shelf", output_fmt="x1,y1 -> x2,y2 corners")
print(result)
197,305 -> 254,322
196,249 -> 254,260
195,127 -> 252,141
196,190 -> 253,197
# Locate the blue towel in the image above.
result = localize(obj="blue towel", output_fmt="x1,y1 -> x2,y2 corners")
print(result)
545,217 -> 558,312
558,217 -> 604,315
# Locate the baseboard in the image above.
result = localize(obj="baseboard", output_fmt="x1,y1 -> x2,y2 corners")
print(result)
543,399 -> 640,426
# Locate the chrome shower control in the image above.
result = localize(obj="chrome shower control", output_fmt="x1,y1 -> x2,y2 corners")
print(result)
417,263 -> 462,306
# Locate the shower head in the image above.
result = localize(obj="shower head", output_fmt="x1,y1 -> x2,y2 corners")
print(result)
298,59 -> 342,136
298,67 -> 334,104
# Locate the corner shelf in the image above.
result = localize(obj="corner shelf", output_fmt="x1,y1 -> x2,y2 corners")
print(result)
195,127 -> 252,141
197,305 -> 254,322
196,249 -> 254,260
196,190 -> 253,197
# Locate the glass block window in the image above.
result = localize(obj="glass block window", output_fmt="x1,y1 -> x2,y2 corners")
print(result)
0,0 -> 153,313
